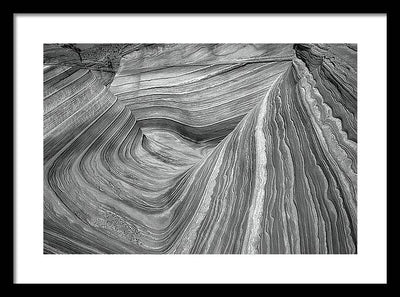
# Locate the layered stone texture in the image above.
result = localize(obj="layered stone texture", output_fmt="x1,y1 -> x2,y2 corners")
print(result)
43,43 -> 357,254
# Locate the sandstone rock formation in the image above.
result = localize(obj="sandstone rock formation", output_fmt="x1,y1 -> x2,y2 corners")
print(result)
43,43 -> 357,254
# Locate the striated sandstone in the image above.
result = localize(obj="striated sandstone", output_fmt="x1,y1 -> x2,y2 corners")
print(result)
43,43 -> 357,254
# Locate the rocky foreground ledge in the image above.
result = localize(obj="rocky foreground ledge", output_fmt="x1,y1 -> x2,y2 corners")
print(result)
43,43 -> 357,254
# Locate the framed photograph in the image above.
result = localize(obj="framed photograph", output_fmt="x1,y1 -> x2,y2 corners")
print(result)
13,13 -> 388,284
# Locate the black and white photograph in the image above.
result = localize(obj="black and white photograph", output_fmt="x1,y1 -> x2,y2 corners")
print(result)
13,14 -> 388,284
43,43 -> 357,254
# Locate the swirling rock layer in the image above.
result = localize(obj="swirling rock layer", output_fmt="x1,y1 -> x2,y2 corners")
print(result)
44,43 -> 357,254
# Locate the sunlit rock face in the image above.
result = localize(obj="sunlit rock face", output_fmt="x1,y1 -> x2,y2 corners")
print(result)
43,43 -> 357,254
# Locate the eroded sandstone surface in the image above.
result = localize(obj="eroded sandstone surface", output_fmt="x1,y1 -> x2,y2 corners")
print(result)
43,43 -> 357,254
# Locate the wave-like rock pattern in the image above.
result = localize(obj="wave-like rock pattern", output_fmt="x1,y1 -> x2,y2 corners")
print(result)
44,44 -> 357,254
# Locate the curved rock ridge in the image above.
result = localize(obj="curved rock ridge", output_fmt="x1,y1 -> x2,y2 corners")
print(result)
294,44 -> 357,144
43,44 -> 357,254
110,44 -> 294,143
43,66 -> 118,163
